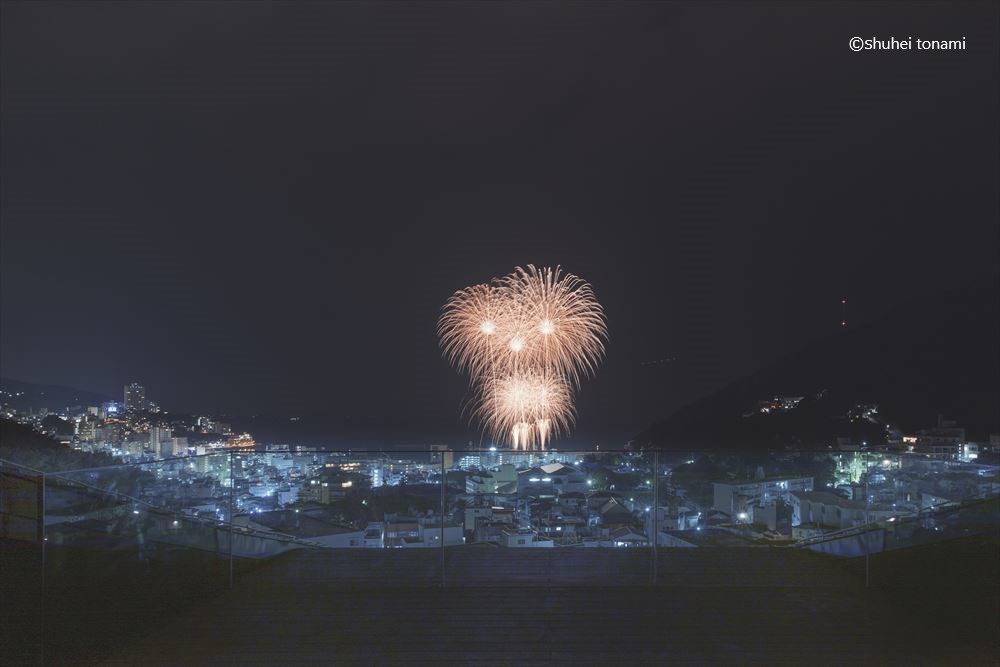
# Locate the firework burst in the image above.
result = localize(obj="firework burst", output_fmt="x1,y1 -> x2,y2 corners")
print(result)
437,283 -> 508,381
438,265 -> 607,449
499,265 -> 607,387
474,369 -> 576,450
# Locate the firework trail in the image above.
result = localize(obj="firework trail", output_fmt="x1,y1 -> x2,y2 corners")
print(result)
438,265 -> 606,449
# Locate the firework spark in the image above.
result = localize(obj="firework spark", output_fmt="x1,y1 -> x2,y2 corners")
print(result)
499,265 -> 607,387
437,283 -> 508,381
474,369 -> 575,450
438,265 -> 607,449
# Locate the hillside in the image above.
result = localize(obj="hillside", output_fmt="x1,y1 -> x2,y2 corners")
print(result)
0,418 -> 115,471
0,378 -> 113,414
638,276 -> 999,450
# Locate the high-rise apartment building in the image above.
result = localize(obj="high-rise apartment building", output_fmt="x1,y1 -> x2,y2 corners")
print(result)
124,383 -> 146,413
149,426 -> 172,458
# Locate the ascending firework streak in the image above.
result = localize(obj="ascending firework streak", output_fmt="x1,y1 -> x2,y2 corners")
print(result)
438,265 -> 607,450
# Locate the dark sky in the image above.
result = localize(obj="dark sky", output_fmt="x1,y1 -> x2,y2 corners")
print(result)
2,2 -> 997,446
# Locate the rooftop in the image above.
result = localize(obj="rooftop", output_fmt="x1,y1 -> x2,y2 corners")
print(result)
662,527 -> 759,547
792,490 -> 869,510
245,509 -> 357,538
713,475 -> 813,487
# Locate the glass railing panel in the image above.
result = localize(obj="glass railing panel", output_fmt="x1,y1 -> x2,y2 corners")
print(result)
653,450 -> 711,543
568,449 -> 652,584
232,449 -> 445,585
44,454 -> 235,555
365,450 -> 446,585
881,495 -> 1000,552
0,460 -> 45,661
443,449 -> 655,585
3,446 -> 992,627
40,455 -> 234,662
14,444 -> 995,664
231,449 -> 371,549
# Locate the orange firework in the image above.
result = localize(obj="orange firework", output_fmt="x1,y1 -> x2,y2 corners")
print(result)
474,369 -> 576,450
438,265 -> 606,449
437,283 -> 508,381
499,265 -> 607,387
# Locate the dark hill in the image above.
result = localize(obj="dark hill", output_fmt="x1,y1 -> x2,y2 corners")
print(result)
0,378 -> 113,413
0,418 -> 115,471
638,276 -> 999,450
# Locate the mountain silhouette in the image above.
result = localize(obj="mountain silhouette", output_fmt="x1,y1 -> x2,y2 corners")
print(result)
638,275 -> 999,450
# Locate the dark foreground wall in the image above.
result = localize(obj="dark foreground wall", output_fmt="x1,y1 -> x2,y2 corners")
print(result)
270,546 -> 857,588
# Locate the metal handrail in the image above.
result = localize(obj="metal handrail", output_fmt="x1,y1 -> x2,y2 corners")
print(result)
1,456 -> 330,550
789,492 -> 1000,548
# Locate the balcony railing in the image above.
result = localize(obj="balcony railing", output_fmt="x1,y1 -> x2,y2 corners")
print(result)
3,448 -> 997,662
4,447 -> 997,566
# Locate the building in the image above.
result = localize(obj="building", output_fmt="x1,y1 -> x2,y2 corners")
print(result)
517,463 -> 587,498
124,383 -> 146,414
429,445 -> 454,469
123,440 -> 145,456
959,443 -> 979,462
644,503 -> 700,535
712,476 -> 814,515
149,426 -> 173,458
501,528 -> 553,548
383,514 -> 464,547
241,509 -> 373,547
77,414 -> 99,441
463,506 -> 495,531
789,490 -> 894,531
170,437 -> 189,457
911,415 -> 966,458
466,464 -> 517,495
751,500 -> 792,534
603,527 -> 648,547
100,401 -> 123,418
466,472 -> 495,494
456,454 -> 482,470
595,497 -> 635,531
655,528 -> 759,548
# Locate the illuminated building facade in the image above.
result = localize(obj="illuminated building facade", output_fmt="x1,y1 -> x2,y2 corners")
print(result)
124,383 -> 146,414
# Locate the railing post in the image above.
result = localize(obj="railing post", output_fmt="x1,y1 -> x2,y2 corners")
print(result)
40,470 -> 46,664
229,452 -> 234,589
865,536 -> 870,587
864,478 -> 870,588
652,450 -> 658,586
440,456 -> 446,588
40,470 -> 46,566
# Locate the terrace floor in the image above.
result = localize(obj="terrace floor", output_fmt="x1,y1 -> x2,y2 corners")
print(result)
96,537 -> 998,666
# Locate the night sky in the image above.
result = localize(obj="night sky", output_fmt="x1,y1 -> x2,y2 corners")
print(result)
2,3 -> 997,445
